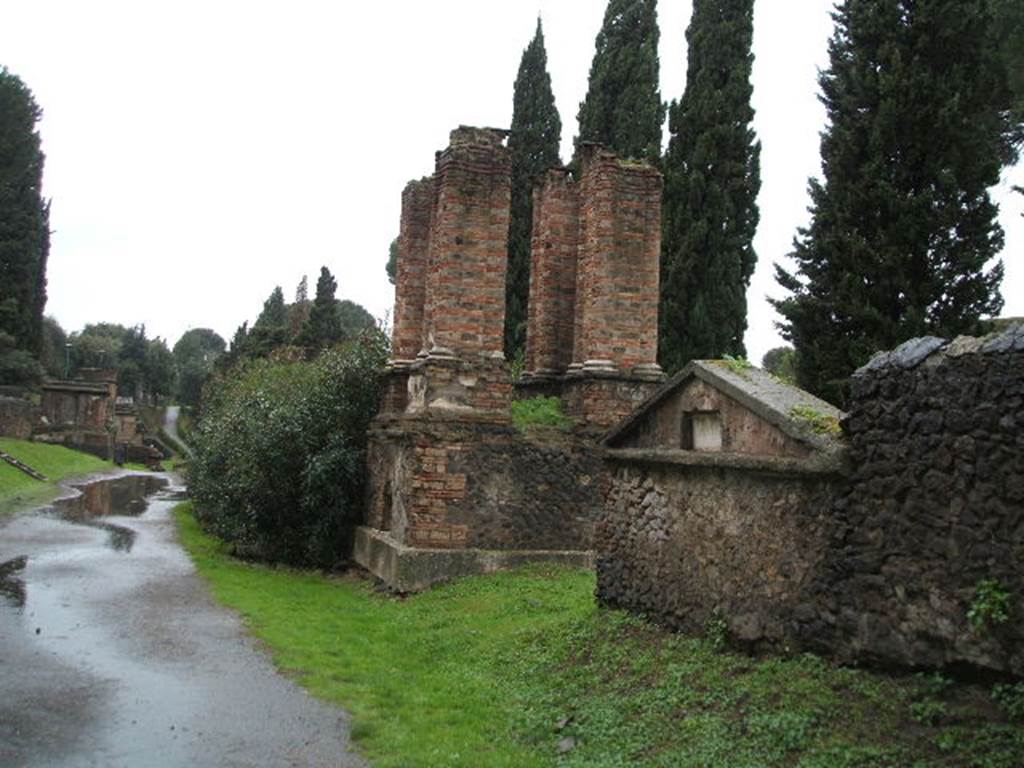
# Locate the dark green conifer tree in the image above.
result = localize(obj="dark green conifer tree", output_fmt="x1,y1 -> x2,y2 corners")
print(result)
301,267 -> 343,348
576,0 -> 665,162
505,17 -> 562,359
248,286 -> 288,356
659,0 -> 760,373
385,238 -> 398,286
0,67 -> 49,363
773,0 -> 1018,405
254,286 -> 287,330
991,0 -> 1024,131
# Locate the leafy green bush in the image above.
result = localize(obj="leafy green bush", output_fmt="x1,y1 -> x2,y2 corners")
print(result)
993,683 -> 1024,721
188,329 -> 388,568
510,396 -> 574,432
968,579 -> 1012,632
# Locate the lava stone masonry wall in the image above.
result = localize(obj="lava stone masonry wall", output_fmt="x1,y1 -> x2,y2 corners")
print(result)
422,127 -> 511,359
597,453 -> 838,648
804,331 -> 1024,674
367,414 -> 605,552
573,144 -> 662,372
391,178 -> 434,362
0,396 -> 35,439
525,168 -> 579,376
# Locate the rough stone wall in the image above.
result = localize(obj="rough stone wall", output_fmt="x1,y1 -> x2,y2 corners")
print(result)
422,127 -> 511,359
391,178 -> 434,362
0,396 -> 35,439
596,454 -> 838,647
573,144 -> 662,374
561,376 -> 662,433
805,331 -> 1024,674
525,168 -> 579,376
40,387 -> 112,431
367,414 -> 605,552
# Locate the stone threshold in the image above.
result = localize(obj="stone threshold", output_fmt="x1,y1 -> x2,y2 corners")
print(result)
353,526 -> 595,593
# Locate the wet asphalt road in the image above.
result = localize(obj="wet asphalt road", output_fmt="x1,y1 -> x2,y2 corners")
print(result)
0,473 -> 365,768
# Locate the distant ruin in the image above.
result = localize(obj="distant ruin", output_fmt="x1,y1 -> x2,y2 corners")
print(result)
0,368 -> 162,464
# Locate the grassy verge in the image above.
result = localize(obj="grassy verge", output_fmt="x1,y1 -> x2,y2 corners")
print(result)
176,503 -> 1024,768
0,438 -> 111,512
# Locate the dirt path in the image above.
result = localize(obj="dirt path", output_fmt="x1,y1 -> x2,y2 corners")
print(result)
0,475 -> 365,768
163,405 -> 192,458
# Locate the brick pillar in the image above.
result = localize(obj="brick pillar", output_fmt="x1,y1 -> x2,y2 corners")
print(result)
422,127 -> 511,360
525,168 -> 580,377
573,144 -> 663,377
391,178 -> 435,363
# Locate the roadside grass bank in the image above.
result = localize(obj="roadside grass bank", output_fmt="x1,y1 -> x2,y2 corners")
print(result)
175,503 -> 1024,768
0,438 -> 111,513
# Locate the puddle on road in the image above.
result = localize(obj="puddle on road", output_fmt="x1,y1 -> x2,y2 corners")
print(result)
51,475 -> 171,553
1,475 -> 173,611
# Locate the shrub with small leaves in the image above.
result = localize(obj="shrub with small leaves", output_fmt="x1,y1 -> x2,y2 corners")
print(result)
188,328 -> 388,568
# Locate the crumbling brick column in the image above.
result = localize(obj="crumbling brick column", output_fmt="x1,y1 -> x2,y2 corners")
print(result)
573,144 -> 663,377
422,127 -> 512,360
525,168 -> 580,377
391,178 -> 434,364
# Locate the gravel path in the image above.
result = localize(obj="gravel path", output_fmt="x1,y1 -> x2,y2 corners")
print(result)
0,474 -> 365,768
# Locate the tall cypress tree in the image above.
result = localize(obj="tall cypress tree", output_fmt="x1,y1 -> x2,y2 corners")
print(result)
301,266 -> 343,349
505,17 -> 562,359
576,0 -> 665,162
0,67 -> 49,358
773,0 -> 1018,405
659,0 -> 760,373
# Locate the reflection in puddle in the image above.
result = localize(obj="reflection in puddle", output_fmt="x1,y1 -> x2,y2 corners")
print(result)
0,555 -> 28,608
51,475 -> 170,553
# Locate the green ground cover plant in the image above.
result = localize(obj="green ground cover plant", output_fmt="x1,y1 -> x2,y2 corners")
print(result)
176,503 -> 1024,768
0,438 -> 110,512
510,396 -> 574,432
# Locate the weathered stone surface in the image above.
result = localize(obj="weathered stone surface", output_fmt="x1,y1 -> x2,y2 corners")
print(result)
0,396 -> 35,440
366,413 -> 605,555
596,455 -> 838,648
352,526 -> 594,593
391,178 -> 434,362
856,336 -> 947,374
811,329 -> 1024,675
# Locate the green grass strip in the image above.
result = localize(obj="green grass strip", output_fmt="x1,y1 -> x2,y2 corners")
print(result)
0,438 -> 111,512
175,504 -> 1024,768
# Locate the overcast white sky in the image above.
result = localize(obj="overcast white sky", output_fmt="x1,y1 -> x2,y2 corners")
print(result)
2,1 -> 1021,364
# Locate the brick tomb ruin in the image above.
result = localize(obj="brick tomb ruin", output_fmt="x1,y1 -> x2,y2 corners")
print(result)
355,126 -> 665,591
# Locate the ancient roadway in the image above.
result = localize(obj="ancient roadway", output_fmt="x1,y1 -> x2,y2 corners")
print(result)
0,473 -> 365,768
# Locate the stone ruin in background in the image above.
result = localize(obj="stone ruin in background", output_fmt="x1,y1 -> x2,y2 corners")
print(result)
355,126 -> 665,591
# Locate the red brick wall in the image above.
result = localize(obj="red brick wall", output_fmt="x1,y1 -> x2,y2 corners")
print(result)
525,168 -> 580,376
391,178 -> 434,362
422,127 -> 511,359
574,144 -> 662,373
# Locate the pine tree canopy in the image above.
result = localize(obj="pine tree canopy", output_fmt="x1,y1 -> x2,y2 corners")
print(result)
659,0 -> 761,374
0,66 -> 49,364
577,0 -> 665,162
505,17 -> 562,359
773,0 -> 1018,405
